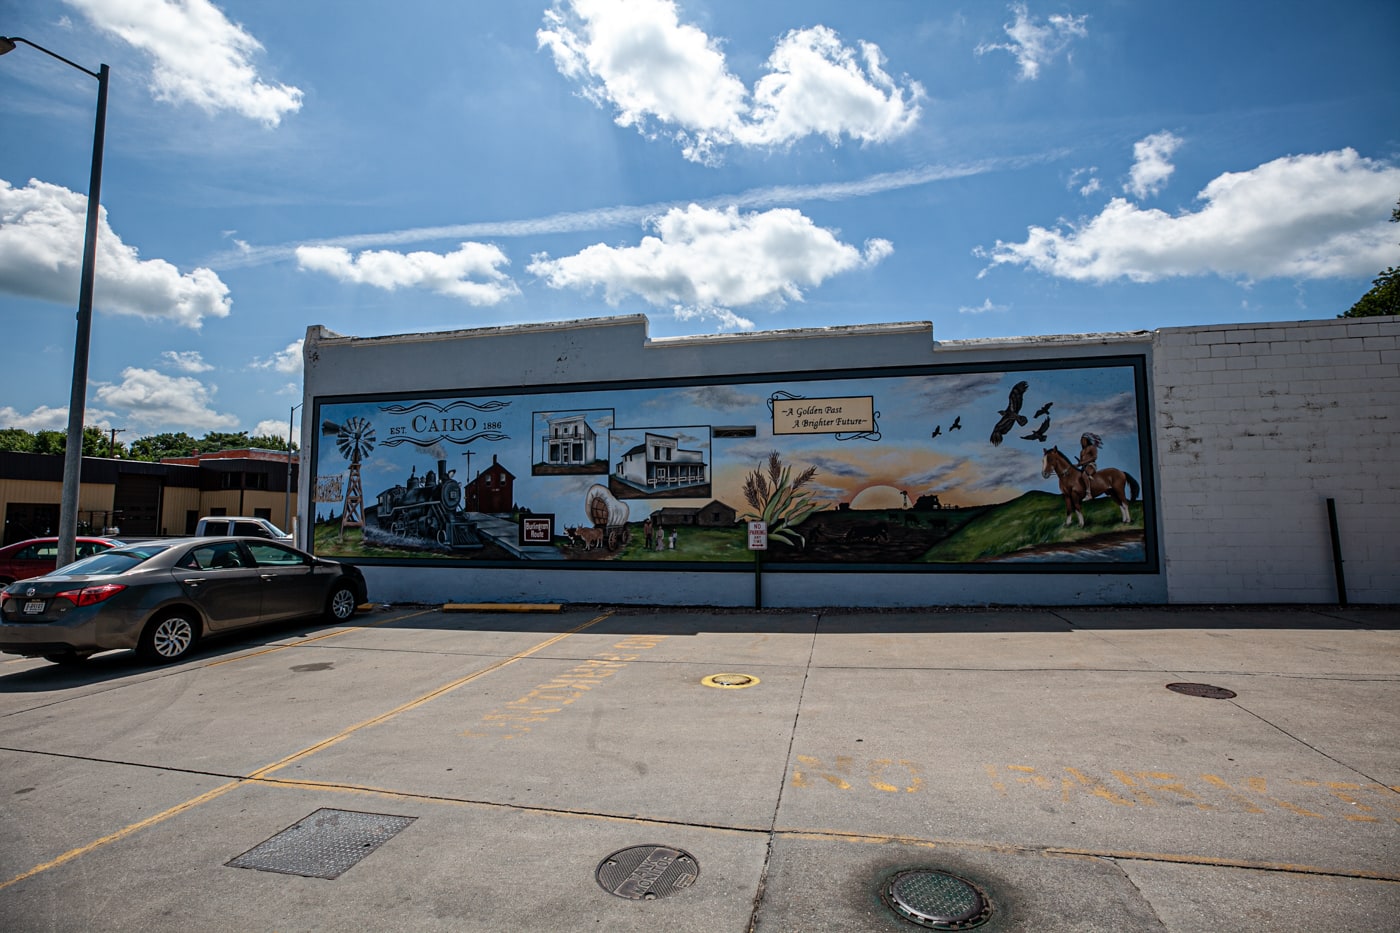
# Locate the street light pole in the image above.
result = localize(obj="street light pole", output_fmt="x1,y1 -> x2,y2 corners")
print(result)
285,403 -> 302,541
1,37 -> 109,567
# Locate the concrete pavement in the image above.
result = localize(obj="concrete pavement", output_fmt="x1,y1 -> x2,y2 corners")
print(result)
0,603 -> 1396,931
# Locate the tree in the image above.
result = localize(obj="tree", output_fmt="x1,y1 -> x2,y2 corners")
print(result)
127,432 -> 199,461
0,427 -> 107,456
1341,198 -> 1400,318
249,433 -> 296,452
0,428 -> 36,452
196,431 -> 254,453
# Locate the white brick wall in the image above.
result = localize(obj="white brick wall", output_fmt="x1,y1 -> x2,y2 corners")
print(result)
1154,316 -> 1400,604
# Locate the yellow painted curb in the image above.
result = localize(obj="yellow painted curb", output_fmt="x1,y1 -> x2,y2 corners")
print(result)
442,603 -> 564,613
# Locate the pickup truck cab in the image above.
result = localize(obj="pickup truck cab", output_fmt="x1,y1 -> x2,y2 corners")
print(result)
195,516 -> 293,542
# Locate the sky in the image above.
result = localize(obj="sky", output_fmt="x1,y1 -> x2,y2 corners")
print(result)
1,0 -> 1397,445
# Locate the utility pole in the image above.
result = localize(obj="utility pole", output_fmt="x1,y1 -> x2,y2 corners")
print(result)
108,427 -> 125,457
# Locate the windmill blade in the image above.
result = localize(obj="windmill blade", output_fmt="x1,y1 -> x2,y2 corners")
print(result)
321,419 -> 343,436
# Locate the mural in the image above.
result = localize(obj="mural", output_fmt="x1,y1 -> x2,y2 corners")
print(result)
309,359 -> 1155,570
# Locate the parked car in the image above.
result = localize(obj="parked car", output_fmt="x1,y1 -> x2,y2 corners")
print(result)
0,536 -> 123,585
0,537 -> 367,666
195,516 -> 292,542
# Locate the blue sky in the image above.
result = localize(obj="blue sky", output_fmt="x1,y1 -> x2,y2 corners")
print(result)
2,0 -> 1397,443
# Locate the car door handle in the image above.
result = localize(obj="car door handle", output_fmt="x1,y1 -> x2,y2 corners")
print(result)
260,574 -> 275,581
182,579 -> 201,586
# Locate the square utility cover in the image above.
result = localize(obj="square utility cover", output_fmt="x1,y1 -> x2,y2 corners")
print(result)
227,808 -> 416,879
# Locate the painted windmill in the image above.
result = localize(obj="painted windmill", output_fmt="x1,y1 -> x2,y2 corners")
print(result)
322,416 -> 375,535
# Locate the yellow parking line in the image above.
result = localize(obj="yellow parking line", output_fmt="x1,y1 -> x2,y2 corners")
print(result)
0,780 -> 245,891
0,611 -> 612,891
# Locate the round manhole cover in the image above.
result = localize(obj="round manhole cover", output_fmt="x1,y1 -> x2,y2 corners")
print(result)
701,673 -> 760,689
596,845 -> 698,900
882,869 -> 992,930
1166,682 -> 1237,699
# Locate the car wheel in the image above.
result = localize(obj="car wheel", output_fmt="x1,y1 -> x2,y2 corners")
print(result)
43,651 -> 91,666
138,612 -> 199,663
325,583 -> 358,622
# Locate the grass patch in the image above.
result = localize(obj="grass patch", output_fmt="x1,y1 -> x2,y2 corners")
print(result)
921,491 -> 1145,562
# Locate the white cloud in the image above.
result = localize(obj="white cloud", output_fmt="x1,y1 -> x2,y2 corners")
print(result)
250,339 -> 304,374
539,0 -> 922,164
295,243 -> 521,305
527,204 -> 892,323
0,405 -> 71,432
958,298 -> 1007,314
160,350 -> 213,373
213,154 -> 1057,270
1125,131 -> 1183,199
93,367 -> 239,432
65,0 -> 302,126
1068,166 -> 1101,197
0,178 -> 232,328
252,418 -> 297,442
673,305 -> 755,331
976,2 -> 1088,81
979,148 -> 1400,283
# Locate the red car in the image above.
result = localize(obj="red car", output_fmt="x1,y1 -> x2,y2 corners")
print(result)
0,537 -> 123,585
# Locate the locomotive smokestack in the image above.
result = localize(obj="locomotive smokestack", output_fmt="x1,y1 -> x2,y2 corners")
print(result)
438,458 -> 448,479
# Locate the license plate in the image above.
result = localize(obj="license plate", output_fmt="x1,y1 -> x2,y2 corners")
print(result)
23,600 -> 45,614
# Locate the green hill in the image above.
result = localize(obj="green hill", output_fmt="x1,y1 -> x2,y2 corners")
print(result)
920,491 -> 1145,562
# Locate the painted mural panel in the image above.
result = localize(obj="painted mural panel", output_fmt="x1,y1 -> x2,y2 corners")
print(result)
309,359 -> 1154,569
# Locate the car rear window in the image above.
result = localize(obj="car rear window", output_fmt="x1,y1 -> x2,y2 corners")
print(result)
57,545 -> 170,576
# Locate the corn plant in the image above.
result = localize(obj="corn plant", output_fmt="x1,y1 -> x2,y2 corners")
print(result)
741,451 -> 821,548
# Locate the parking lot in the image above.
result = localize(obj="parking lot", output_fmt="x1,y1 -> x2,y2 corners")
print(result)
1,603 -> 1397,932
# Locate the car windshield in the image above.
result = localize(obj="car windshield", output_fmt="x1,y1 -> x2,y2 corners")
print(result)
54,545 -> 171,576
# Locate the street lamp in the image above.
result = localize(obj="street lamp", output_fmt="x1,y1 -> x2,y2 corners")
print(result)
1,37 -> 110,567
285,403 -> 302,541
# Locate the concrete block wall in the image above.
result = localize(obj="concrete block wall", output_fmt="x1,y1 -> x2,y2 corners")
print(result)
1153,316 -> 1400,604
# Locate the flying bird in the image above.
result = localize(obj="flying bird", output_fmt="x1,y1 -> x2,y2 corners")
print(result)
950,416 -> 962,431
1033,402 -> 1053,419
1021,417 -> 1050,442
931,425 -> 942,438
989,381 -> 1030,446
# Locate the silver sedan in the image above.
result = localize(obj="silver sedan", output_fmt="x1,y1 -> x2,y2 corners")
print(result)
0,537 -> 368,666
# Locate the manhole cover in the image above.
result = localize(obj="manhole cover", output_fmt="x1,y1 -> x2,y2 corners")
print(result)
227,808 -> 416,879
1166,682 -> 1237,699
596,844 -> 698,900
882,869 -> 993,930
701,673 -> 760,689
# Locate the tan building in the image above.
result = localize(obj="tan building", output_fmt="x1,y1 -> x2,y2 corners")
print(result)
0,449 -> 298,545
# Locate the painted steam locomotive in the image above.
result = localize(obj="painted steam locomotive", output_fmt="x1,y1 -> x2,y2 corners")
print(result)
367,458 -> 482,550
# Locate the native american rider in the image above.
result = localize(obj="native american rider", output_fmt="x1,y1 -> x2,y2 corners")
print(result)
1076,432 -> 1102,496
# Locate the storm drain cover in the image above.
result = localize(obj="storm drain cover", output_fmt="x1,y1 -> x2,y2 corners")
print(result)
1166,682 -> 1237,699
701,673 -> 760,689
595,844 -> 698,900
226,808 -> 416,879
882,869 -> 993,930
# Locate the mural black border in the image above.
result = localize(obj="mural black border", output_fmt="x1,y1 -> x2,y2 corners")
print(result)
308,352 -> 1158,576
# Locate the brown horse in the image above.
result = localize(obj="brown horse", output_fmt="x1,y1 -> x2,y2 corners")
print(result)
1041,446 -> 1140,526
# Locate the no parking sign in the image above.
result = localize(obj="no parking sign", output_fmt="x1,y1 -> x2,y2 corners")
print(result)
747,520 -> 768,550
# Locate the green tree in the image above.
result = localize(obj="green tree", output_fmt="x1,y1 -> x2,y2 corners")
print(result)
249,433 -> 296,452
128,432 -> 199,461
0,428 -> 36,452
1341,198 -> 1400,318
196,431 -> 254,453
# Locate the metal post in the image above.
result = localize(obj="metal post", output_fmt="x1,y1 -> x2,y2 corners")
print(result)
2,39 -> 109,567
284,402 -> 302,537
754,548 -> 762,609
1326,498 -> 1347,607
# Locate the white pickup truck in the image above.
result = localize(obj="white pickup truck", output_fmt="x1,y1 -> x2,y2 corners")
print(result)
195,516 -> 294,542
